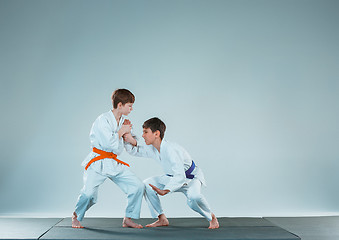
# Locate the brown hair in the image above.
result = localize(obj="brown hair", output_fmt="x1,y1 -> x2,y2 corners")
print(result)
111,89 -> 135,108
142,117 -> 166,140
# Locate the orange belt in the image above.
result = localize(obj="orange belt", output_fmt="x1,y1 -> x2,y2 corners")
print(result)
85,147 -> 130,170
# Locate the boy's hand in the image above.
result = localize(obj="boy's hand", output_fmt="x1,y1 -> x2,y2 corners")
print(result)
118,124 -> 132,138
121,124 -> 132,133
123,133 -> 137,146
123,119 -> 131,125
149,184 -> 170,196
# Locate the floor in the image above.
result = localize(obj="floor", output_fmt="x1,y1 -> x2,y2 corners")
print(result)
266,216 -> 339,240
0,216 -> 338,240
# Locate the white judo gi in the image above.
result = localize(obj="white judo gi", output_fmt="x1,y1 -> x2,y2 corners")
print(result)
74,110 -> 144,221
126,139 -> 213,221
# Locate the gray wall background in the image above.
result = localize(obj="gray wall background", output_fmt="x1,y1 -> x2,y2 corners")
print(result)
0,0 -> 338,218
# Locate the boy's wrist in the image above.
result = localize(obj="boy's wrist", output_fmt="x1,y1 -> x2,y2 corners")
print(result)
118,129 -> 126,138
126,135 -> 137,146
131,137 -> 137,146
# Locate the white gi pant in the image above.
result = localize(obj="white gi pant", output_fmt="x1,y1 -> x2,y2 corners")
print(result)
75,163 -> 144,221
144,175 -> 213,221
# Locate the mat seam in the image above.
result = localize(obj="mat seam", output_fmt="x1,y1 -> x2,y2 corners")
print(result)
37,218 -> 64,240
263,217 -> 301,240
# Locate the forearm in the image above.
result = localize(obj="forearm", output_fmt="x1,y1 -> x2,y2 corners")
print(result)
125,141 -> 149,158
124,133 -> 137,146
129,137 -> 137,146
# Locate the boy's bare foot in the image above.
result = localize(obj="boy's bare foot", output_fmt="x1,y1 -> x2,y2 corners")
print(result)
146,214 -> 169,227
72,212 -> 84,228
122,217 -> 143,228
208,213 -> 219,229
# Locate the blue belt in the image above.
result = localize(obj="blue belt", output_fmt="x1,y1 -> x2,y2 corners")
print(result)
167,161 -> 195,179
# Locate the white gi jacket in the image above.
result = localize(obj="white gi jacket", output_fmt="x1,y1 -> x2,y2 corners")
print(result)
126,139 -> 206,192
81,110 -> 130,172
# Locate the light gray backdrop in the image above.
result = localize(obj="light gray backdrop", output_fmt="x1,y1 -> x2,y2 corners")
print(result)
0,0 -> 338,218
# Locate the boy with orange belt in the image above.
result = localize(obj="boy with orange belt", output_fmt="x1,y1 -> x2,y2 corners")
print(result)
124,117 -> 219,229
72,89 -> 144,229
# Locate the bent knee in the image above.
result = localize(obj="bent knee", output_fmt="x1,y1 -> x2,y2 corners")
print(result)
137,181 -> 145,192
131,181 -> 145,194
187,193 -> 203,202
81,187 -> 97,198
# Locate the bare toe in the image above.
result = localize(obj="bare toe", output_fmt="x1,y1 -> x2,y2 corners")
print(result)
123,218 -> 143,228
72,213 -> 84,228
208,213 -> 219,229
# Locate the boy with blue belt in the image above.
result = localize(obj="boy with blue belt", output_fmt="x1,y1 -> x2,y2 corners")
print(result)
72,89 -> 144,229
123,117 -> 219,229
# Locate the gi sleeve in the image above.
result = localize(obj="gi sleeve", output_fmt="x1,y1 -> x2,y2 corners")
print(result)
124,137 -> 154,158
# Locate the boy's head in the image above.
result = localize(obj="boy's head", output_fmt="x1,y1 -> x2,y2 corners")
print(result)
111,89 -> 135,115
142,117 -> 166,145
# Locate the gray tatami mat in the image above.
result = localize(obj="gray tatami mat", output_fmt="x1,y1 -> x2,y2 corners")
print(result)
49,217 -> 300,240
266,216 -> 339,240
0,218 -> 63,240
0,217 -> 302,240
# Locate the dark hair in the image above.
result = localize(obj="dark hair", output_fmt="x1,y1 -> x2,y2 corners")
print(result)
111,89 -> 135,108
142,117 -> 166,140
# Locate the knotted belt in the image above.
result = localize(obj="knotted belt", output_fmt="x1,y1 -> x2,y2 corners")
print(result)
167,160 -> 196,179
85,147 -> 130,170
